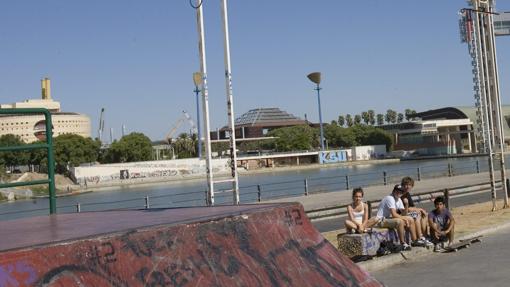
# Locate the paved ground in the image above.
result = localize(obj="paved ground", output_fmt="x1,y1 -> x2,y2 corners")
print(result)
372,224 -> 510,287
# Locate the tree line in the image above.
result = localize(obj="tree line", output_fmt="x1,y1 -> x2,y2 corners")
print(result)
334,109 -> 417,127
0,122 -> 394,175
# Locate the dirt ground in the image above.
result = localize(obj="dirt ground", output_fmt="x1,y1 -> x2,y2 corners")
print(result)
10,172 -> 77,193
321,199 -> 510,245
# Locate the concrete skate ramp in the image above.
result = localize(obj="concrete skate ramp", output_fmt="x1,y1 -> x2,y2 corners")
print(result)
0,203 -> 381,286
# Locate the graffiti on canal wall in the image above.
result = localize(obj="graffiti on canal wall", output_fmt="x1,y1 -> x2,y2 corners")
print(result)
71,158 -> 230,187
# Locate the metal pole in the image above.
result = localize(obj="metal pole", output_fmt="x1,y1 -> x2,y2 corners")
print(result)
195,0 -> 215,205
304,179 -> 309,196
44,110 -> 56,214
486,3 -> 509,208
316,84 -> 325,151
194,85 -> 202,159
220,0 -> 240,204
470,4 -> 497,210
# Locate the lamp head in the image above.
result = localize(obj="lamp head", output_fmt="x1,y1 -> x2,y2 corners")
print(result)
193,72 -> 203,86
307,72 -> 321,85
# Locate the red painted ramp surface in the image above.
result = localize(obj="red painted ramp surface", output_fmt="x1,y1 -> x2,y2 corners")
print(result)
0,203 -> 381,287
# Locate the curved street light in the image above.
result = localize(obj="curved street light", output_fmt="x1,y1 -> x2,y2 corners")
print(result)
193,72 -> 203,159
307,72 -> 325,151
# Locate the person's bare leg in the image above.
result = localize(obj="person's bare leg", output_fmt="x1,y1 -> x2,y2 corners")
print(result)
403,216 -> 417,241
393,219 -> 406,244
447,225 -> 455,244
421,215 -> 428,236
414,218 -> 423,238
345,219 -> 357,233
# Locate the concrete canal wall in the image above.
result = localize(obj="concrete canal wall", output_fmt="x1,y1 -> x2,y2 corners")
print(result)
71,158 -> 230,188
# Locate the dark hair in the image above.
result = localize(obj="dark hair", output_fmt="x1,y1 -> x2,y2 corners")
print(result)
393,184 -> 404,193
401,176 -> 414,187
352,187 -> 364,198
434,196 -> 445,205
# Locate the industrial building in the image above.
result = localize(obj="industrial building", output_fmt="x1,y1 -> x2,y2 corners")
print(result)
0,78 -> 91,142
380,106 -> 510,156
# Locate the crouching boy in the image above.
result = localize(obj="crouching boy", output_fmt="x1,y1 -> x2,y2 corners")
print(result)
428,196 -> 455,252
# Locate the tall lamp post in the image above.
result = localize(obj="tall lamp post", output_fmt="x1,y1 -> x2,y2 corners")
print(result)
193,72 -> 203,159
307,72 -> 325,151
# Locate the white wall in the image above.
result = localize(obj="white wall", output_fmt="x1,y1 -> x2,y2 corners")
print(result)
71,158 -> 229,187
351,145 -> 387,160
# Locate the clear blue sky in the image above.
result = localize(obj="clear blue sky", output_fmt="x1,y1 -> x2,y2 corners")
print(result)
1,0 -> 510,141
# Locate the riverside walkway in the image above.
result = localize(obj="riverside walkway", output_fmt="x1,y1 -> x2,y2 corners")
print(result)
265,171 -> 507,211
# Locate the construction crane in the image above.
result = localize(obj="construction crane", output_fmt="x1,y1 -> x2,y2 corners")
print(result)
164,110 -> 197,143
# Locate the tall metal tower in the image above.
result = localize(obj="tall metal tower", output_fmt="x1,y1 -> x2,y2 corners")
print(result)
192,0 -> 239,206
459,0 -> 508,210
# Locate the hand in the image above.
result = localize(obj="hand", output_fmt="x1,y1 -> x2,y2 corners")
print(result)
420,209 -> 427,216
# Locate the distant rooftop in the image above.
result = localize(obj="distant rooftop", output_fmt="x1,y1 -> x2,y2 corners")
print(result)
234,108 -> 306,127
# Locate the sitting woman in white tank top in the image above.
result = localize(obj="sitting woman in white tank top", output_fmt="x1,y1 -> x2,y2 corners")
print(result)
345,187 -> 373,234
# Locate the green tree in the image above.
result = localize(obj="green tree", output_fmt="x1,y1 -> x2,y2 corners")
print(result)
404,109 -> 412,121
351,125 -> 393,151
368,110 -> 375,125
361,111 -> 370,125
53,134 -> 101,173
28,140 -> 48,172
354,114 -> 362,125
104,132 -> 152,163
337,115 -> 345,127
330,120 -> 338,126
345,114 -> 353,127
385,109 -> 397,124
267,125 -> 318,151
0,134 -> 29,172
376,114 -> 384,126
173,133 -> 197,159
324,124 -> 357,148
397,113 -> 404,123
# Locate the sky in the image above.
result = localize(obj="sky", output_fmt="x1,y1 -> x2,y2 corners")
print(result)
1,0 -> 510,141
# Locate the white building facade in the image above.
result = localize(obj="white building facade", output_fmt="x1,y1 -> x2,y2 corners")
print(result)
0,78 -> 91,142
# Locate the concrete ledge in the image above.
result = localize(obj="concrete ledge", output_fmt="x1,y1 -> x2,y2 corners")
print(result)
337,229 -> 399,258
357,220 -> 510,273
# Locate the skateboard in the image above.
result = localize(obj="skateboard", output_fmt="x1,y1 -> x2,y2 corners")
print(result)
442,235 -> 482,252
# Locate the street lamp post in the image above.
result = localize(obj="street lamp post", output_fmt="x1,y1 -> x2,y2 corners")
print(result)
307,72 -> 325,151
193,72 -> 202,159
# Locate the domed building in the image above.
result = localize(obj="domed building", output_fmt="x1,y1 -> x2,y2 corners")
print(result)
0,78 -> 91,142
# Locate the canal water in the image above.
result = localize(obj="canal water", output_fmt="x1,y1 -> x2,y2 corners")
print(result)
0,155 -> 502,220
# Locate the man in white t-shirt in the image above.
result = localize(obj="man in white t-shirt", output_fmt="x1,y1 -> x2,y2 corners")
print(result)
370,185 -> 428,250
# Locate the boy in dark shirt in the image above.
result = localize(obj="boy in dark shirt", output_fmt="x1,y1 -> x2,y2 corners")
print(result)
428,196 -> 455,252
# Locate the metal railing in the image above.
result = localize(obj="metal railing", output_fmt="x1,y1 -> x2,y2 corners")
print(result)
0,156 -> 497,219
0,108 -> 56,213
305,180 -> 503,221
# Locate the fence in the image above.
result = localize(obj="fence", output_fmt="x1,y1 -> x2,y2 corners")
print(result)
305,180 -> 505,221
0,157 -> 501,220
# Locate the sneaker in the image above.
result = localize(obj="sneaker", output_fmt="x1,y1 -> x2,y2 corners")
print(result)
412,239 -> 427,247
433,244 -> 445,252
420,237 -> 434,247
401,243 -> 412,251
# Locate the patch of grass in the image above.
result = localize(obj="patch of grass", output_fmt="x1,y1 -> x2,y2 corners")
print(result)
30,185 -> 49,196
